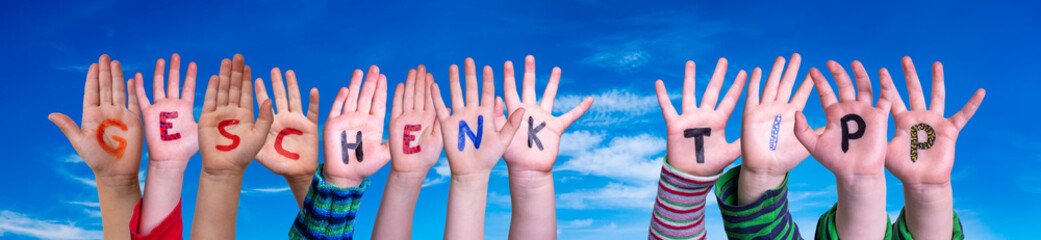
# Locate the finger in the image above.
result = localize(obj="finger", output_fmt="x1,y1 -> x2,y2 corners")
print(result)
522,55 -> 537,105
183,62 -> 197,102
744,68 -> 762,112
254,78 -> 271,113
559,97 -> 593,129
228,54 -> 244,107
465,58 -> 479,107
429,118 -> 443,140
84,64 -> 100,108
254,99 -> 274,134
99,55 -> 113,105
494,97 -> 506,130
329,87 -> 348,118
540,66 -> 561,111
414,65 -> 428,110
498,108 -> 527,147
793,111 -> 819,153
503,60 -> 522,110
372,74 -> 389,120
392,82 -> 404,119
216,58 -> 231,107
306,88 -> 320,124
168,53 -> 181,99
930,62 -> 946,114
717,70 -> 747,117
431,83 -> 450,121
791,74 -> 815,110
49,113 -> 82,140
776,53 -> 802,103
241,65 -> 254,111
134,73 -> 151,109
404,68 -> 417,110
424,73 -> 435,111
761,56 -> 785,102
701,58 -> 729,109
851,61 -> 874,104
682,60 -> 697,112
481,65 -> 495,108
902,56 -> 928,110
270,68 -> 289,113
345,69 -> 365,113
286,70 -> 303,113
810,68 -> 839,107
655,80 -> 679,120
827,60 -> 856,102
879,68 -> 907,114
126,78 -> 140,113
357,66 -> 381,114
112,60 -> 126,107
449,64 -> 464,110
203,75 -> 219,113
951,88 -> 985,130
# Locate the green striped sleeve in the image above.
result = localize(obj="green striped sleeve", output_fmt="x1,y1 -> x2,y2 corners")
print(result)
714,166 -> 803,240
891,208 -> 964,240
289,164 -> 371,240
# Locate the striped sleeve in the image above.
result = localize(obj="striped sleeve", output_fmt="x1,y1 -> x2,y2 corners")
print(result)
714,166 -> 803,240
648,156 -> 723,240
813,204 -> 892,240
290,163 -> 372,240
891,208 -> 964,240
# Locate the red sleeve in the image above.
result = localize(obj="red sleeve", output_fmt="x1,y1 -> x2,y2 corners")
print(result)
129,198 -> 183,240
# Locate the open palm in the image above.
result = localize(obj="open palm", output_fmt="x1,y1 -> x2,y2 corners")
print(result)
741,54 -> 816,176
198,55 -> 273,173
136,53 -> 198,164
500,55 -> 592,173
255,68 -> 320,178
389,65 -> 443,173
322,66 -> 391,187
657,58 -> 746,176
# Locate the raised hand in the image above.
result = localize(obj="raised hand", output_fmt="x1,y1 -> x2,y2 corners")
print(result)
656,58 -> 745,176
794,60 -> 891,239
49,54 -> 142,240
134,53 -> 199,235
321,66 -> 391,188
254,68 -> 320,206
192,54 -> 273,239
880,57 -> 985,239
432,58 -> 525,239
737,54 -> 816,204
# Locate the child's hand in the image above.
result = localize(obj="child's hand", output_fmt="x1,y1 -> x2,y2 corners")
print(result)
50,54 -> 144,180
740,54 -> 815,178
500,55 -> 592,174
431,58 -> 525,177
254,68 -> 320,181
198,54 -> 273,175
656,58 -> 745,176
135,53 -> 198,167
321,66 -> 391,188
388,65 -> 443,175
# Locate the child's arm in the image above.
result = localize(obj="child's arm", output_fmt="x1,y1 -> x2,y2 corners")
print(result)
253,68 -> 321,208
880,57 -> 983,239
190,54 -> 274,239
131,54 -> 199,238
431,58 -> 525,239
794,60 -> 892,239
49,54 -> 143,240
649,58 -> 744,239
373,65 -> 443,239
500,55 -> 593,239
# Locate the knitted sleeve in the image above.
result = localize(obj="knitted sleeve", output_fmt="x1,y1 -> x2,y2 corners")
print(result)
648,156 -> 723,240
129,198 -> 184,240
813,204 -> 892,240
714,166 -> 803,240
890,208 -> 964,240
289,164 -> 372,240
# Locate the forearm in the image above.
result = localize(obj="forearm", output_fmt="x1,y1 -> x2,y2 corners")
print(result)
506,169 -> 556,240
834,174 -> 888,240
190,170 -> 244,239
284,174 -> 313,209
444,172 -> 491,239
649,159 -> 719,239
902,182 -> 954,239
736,166 -> 786,205
373,170 -> 429,239
95,173 -> 143,240
139,161 -> 187,235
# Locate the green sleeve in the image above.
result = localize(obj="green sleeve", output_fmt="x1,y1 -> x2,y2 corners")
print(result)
289,164 -> 372,240
714,165 -> 804,240
813,204 -> 892,240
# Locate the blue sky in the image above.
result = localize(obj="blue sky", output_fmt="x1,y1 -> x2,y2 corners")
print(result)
1,1 -> 1038,239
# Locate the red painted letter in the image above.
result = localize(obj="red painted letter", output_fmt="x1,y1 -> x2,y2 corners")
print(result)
275,128 -> 303,160
160,111 -> 181,141
96,119 -> 128,159
216,119 -> 240,151
403,124 -> 421,154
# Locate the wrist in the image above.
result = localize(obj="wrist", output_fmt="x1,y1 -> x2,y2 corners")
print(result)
507,169 -> 554,190
323,172 -> 363,188
388,169 -> 429,184
93,172 -> 141,189
835,173 -> 886,193
451,171 -> 491,186
903,181 -> 953,209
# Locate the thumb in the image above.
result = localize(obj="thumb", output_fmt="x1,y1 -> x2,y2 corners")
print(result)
497,108 -> 526,147
792,111 -> 819,153
254,99 -> 274,134
49,113 -> 82,140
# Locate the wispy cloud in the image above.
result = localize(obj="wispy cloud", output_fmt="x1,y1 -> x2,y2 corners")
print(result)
553,89 -> 663,126
422,157 -> 452,188
577,10 -> 733,74
0,210 -> 102,240
556,132 -> 665,182
557,182 -> 657,210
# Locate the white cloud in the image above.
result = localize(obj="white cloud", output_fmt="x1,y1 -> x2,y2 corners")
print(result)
487,192 -> 512,208
786,185 -> 836,212
560,218 -> 594,228
62,154 -> 83,163
422,157 -> 451,188
553,89 -> 662,126
557,182 -> 657,210
556,133 -> 665,182
63,201 -> 100,208
0,210 -> 102,240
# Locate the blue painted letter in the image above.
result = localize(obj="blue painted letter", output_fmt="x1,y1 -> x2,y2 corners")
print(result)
458,115 -> 484,151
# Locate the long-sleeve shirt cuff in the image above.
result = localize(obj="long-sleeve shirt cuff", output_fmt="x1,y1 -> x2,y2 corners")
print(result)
129,198 -> 184,240
714,165 -> 803,239
890,208 -> 964,240
649,156 -> 724,240
289,163 -> 372,240
813,203 -> 892,239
